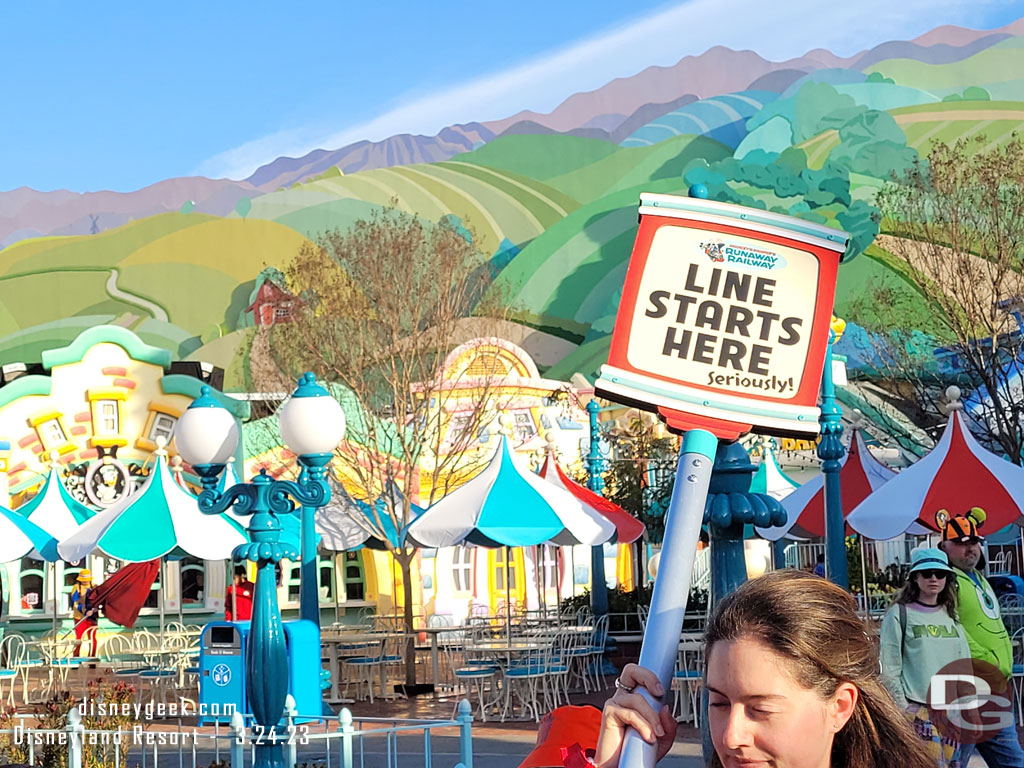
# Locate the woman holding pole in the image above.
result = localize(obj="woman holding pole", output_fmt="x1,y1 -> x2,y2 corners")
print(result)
595,571 -> 935,768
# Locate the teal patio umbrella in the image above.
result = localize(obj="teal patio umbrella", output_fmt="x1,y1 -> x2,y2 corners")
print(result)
406,435 -> 615,634
58,442 -> 249,632
14,453 -> 96,633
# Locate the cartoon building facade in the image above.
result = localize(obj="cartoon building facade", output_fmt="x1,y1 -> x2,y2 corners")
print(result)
243,337 -> 634,626
0,327 -> 248,634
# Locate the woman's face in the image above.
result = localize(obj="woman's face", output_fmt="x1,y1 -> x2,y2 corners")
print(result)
707,637 -> 856,768
914,570 -> 947,603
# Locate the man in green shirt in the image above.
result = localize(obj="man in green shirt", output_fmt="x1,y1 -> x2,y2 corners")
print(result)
938,507 -> 1023,767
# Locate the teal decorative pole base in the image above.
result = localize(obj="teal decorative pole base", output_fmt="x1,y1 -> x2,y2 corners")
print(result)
586,399 -> 609,617
703,442 -> 786,610
195,465 -> 331,768
819,334 -> 849,589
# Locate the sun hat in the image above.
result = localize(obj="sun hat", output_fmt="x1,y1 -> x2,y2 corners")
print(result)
908,547 -> 954,576
76,569 -> 93,583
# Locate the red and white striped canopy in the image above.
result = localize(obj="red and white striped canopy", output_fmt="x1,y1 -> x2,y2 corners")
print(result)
847,408 -> 1024,540
538,455 -> 645,544
756,430 -> 895,541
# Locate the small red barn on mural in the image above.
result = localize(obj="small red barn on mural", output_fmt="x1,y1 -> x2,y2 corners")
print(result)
246,275 -> 297,327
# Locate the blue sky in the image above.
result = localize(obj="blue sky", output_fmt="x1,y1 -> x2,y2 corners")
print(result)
1,0 -> 1022,193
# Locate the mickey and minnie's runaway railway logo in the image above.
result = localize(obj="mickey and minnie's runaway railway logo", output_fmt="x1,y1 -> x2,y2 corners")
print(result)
597,193 -> 848,437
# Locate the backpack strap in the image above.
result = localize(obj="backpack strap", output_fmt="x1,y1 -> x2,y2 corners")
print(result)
898,602 -> 908,658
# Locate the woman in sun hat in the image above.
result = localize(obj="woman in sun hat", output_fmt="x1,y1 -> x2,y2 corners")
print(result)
879,547 -> 969,767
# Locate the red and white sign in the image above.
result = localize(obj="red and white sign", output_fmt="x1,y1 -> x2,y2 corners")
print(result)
596,192 -> 848,439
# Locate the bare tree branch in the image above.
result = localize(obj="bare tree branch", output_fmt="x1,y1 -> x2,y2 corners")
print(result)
254,207 -> 520,683
855,136 -> 1024,461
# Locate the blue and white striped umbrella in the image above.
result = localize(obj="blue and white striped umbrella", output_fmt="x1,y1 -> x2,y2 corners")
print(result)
405,436 -> 615,549
16,455 -> 95,542
58,450 -> 248,563
0,504 -> 60,562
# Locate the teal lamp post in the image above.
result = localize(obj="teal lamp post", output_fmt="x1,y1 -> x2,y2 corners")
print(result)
819,318 -> 849,588
586,399 -> 609,617
176,374 -> 345,768
704,442 -> 787,609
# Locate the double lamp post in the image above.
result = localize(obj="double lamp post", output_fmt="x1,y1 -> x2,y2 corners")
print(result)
176,373 -> 345,768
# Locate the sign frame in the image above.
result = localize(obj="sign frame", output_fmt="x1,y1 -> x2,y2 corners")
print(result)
596,192 -> 848,440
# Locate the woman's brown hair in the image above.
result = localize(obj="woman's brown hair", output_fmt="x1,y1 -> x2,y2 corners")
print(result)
704,570 -> 935,768
896,568 -> 959,621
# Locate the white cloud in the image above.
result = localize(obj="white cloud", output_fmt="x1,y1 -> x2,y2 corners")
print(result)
196,0 -> 1017,180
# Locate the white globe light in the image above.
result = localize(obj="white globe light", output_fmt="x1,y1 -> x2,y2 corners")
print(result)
279,375 -> 346,456
175,397 -> 240,466
745,552 -> 769,579
647,551 -> 661,580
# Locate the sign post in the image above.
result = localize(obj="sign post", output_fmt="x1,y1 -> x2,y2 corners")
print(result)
596,185 -> 848,768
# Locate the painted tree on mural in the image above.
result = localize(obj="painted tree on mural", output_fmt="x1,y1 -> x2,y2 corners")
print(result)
856,136 -> 1024,462
262,207 -> 516,683
684,148 -> 882,261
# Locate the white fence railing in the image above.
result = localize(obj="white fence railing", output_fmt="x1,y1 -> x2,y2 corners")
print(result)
784,536 -> 933,574
692,547 -> 711,591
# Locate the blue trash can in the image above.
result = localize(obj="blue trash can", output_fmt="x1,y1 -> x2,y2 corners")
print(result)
198,622 -> 249,724
283,620 -> 323,720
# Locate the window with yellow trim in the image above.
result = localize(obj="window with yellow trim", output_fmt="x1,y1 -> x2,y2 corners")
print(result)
40,418 -> 67,446
87,389 -> 127,447
149,412 -> 177,443
30,411 -> 75,455
494,548 -> 518,591
136,400 -> 184,451
95,400 -> 119,435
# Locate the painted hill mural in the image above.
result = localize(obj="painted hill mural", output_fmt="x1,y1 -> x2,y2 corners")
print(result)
2,17 -> 1024,398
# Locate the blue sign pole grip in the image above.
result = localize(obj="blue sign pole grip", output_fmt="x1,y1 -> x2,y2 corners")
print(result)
619,428 -> 717,768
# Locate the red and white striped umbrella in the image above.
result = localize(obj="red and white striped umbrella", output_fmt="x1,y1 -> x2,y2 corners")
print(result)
538,455 -> 645,543
847,403 -> 1024,540
756,429 -> 895,541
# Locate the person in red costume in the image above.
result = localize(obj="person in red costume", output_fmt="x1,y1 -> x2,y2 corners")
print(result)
225,565 -> 254,622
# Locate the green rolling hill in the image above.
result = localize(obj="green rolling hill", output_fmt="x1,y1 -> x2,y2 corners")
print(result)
454,134 -> 622,180
865,38 -> 1024,100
